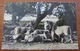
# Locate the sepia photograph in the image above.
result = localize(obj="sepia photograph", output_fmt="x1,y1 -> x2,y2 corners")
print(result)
2,2 -> 78,50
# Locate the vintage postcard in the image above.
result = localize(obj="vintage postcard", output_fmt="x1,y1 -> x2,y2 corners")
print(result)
2,2 -> 78,50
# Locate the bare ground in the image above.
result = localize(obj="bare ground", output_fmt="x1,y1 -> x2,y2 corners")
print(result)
1,42 -> 78,50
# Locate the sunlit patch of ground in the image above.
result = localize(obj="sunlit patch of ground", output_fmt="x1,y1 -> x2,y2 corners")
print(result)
2,42 -> 78,50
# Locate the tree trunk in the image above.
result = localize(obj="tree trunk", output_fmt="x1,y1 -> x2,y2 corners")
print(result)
34,11 -> 47,30
17,16 -> 23,22
12,14 -> 16,25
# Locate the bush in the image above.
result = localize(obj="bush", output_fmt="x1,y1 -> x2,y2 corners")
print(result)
37,22 -> 44,29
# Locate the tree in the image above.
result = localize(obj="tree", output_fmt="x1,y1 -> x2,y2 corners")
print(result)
34,2 -> 76,31
34,2 -> 60,30
5,2 -> 36,25
5,2 -> 76,31
63,3 -> 76,31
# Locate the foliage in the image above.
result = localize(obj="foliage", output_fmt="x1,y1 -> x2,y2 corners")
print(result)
5,2 -> 36,16
5,2 -> 76,31
5,2 -> 36,24
37,22 -> 44,29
